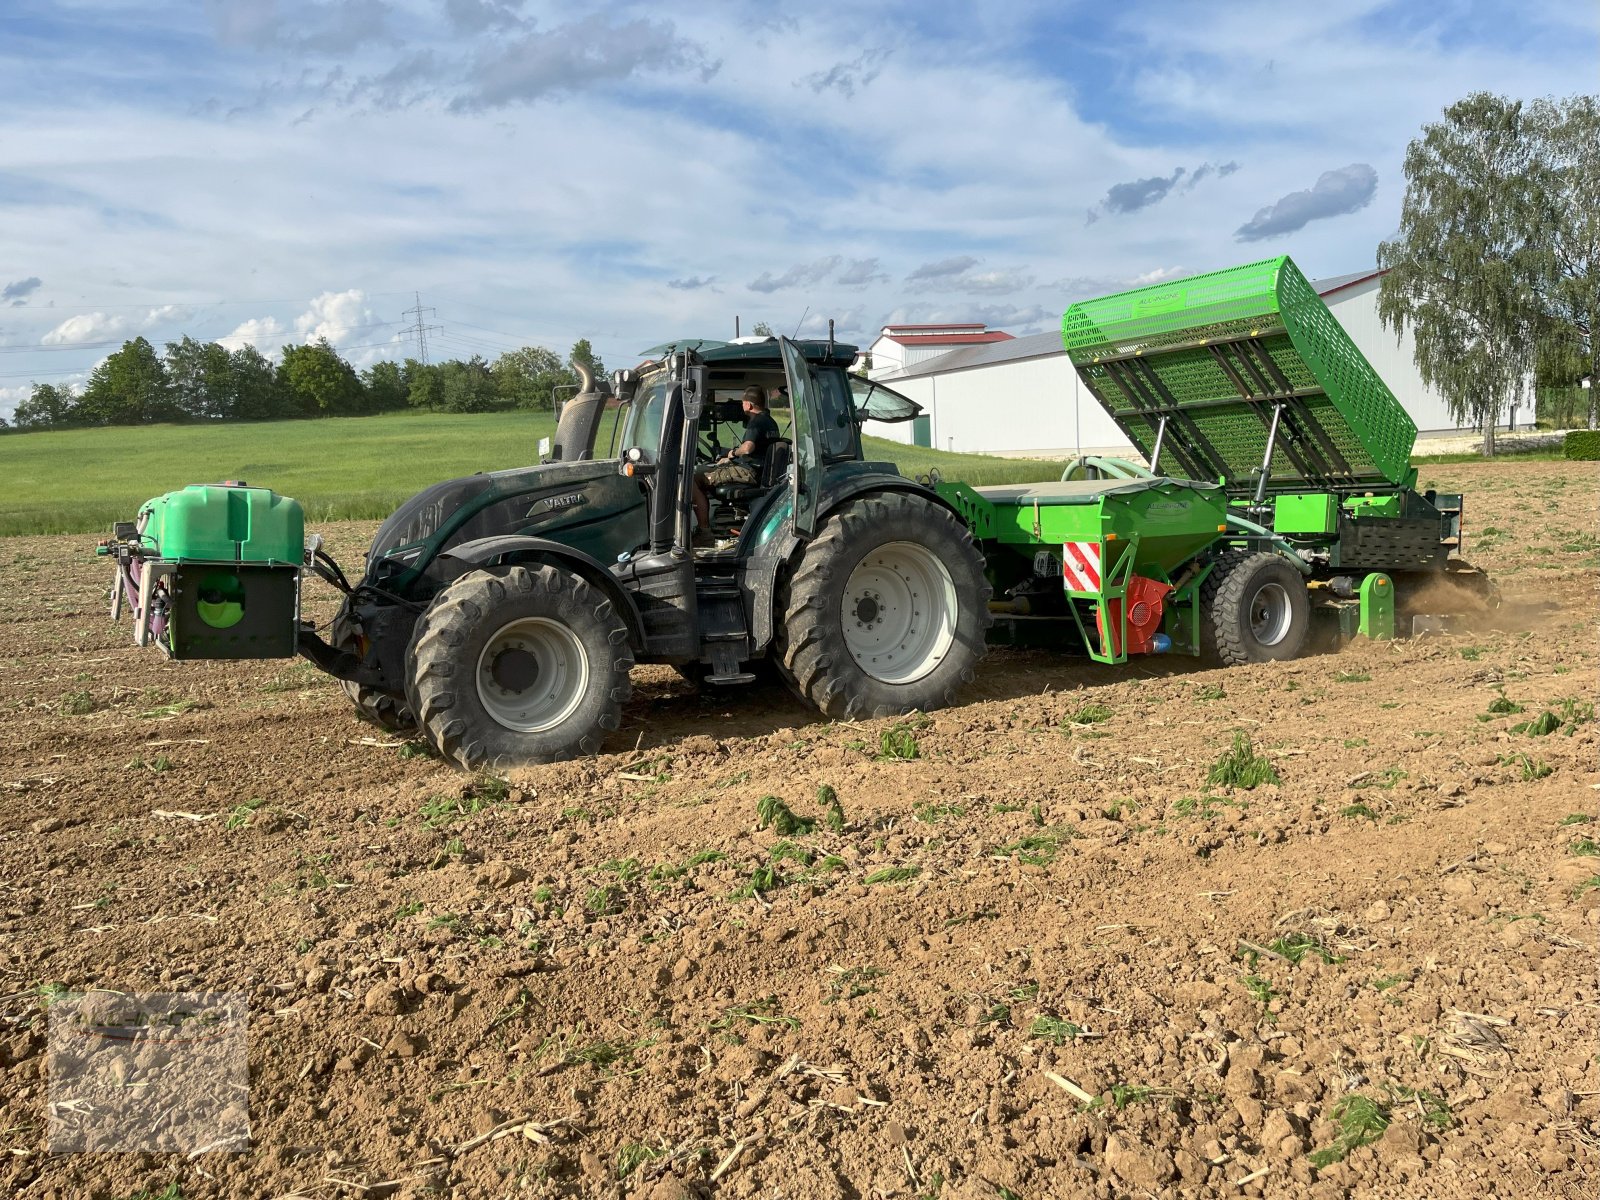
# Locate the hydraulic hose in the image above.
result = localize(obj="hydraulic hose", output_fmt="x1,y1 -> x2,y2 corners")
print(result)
1224,512 -> 1314,576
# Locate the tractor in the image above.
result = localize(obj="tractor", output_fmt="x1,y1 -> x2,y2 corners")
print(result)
102,337 -> 993,769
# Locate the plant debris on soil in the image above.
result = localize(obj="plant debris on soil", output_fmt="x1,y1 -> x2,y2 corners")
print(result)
0,459 -> 1595,1199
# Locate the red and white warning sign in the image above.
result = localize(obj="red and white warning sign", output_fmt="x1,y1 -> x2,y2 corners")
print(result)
1061,541 -> 1102,592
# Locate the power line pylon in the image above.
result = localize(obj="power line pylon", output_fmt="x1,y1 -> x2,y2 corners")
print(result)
402,292 -> 442,364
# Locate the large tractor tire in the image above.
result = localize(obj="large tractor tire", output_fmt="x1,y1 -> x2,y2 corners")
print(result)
775,492 -> 991,719
404,564 -> 633,770
1200,551 -> 1310,666
330,608 -> 415,734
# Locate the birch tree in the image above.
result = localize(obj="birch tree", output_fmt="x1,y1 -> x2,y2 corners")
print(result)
1377,93 -> 1548,455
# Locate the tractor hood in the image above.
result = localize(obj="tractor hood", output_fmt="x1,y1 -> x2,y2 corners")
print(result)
364,457 -> 648,594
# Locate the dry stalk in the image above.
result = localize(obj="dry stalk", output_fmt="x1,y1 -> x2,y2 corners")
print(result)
709,1139 -> 747,1181
1042,1071 -> 1096,1105
450,1114 -> 576,1158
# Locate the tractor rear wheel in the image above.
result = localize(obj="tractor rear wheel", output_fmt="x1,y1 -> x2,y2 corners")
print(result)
1201,551 -> 1310,666
405,564 -> 633,770
775,492 -> 991,719
330,608 -> 415,733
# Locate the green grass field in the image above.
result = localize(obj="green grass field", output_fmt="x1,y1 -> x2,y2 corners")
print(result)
0,412 -> 1074,536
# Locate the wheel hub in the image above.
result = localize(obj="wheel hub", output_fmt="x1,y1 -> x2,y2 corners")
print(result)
1248,582 -> 1292,646
490,645 -> 540,693
839,541 -> 959,686
475,617 -> 590,733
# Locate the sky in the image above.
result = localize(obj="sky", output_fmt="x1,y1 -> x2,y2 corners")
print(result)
1,0 -> 1596,420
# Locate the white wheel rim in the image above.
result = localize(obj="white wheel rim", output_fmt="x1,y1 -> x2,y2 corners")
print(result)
476,617 -> 590,732
840,541 -> 958,685
1249,582 -> 1292,646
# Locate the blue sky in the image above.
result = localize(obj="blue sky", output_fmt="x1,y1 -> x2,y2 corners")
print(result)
1,0 -> 1595,418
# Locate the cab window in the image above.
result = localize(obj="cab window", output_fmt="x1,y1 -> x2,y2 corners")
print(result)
849,375 -> 923,424
622,373 -> 672,459
810,367 -> 860,463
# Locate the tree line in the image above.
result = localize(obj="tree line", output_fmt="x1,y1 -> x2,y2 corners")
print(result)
1379,93 -> 1598,453
2,336 -> 606,432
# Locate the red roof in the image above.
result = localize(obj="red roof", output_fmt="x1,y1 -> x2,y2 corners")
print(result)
882,323 -> 986,332
889,331 -> 1015,347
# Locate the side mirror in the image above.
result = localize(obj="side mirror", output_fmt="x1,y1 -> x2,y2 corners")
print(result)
677,363 -> 709,422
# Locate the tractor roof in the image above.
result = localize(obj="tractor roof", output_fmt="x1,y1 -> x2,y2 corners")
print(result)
638,338 -> 859,369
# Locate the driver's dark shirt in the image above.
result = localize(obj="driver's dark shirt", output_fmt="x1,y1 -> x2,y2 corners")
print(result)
738,411 -> 781,468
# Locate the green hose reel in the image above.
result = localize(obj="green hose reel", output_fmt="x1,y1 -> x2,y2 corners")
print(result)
195,572 -> 247,629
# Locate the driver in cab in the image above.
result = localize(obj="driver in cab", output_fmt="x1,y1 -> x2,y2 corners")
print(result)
693,384 -> 780,539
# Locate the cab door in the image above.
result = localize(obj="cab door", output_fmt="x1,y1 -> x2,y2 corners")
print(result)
778,337 -> 822,539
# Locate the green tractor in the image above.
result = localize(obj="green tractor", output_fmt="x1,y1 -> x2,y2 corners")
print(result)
103,337 -> 992,769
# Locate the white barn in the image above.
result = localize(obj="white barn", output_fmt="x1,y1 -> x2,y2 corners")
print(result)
864,269 -> 1501,456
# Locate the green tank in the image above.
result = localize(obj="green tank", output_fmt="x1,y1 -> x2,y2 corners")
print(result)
940,476 -> 1228,578
137,484 -> 305,659
140,483 -> 304,563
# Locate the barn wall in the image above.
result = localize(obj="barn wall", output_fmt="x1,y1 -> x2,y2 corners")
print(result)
1323,280 -> 1504,434
864,355 -> 1132,456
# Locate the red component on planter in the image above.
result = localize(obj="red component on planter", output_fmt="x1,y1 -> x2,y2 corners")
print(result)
1097,574 -> 1173,656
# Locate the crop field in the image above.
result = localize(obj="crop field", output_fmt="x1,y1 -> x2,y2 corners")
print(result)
0,413 -> 1075,537
0,458 -> 1594,1199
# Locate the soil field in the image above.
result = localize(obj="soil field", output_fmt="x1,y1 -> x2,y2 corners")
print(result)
1,459 -> 1595,1200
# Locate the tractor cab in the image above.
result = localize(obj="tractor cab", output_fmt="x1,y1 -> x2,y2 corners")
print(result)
613,337 -> 924,552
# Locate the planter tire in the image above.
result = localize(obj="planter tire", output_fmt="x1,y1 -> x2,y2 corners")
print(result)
405,564 -> 633,770
775,491 -> 991,719
1201,551 -> 1310,666
331,607 -> 415,734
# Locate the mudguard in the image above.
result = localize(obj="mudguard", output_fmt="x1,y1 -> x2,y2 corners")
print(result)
435,535 -> 648,649
743,471 -> 966,651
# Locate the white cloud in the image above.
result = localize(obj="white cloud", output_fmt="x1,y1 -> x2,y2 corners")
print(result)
41,312 -> 130,346
218,316 -> 287,352
293,290 -> 379,345
1130,266 -> 1189,286
144,304 -> 190,326
0,383 -> 32,422
39,304 -> 189,347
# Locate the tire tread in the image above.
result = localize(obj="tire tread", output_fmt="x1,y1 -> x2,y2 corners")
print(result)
774,492 -> 991,719
404,565 -> 634,770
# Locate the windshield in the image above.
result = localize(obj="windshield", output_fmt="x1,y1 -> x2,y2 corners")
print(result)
621,371 -> 672,459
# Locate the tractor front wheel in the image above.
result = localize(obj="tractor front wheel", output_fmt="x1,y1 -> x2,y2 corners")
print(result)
775,492 -> 991,719
405,564 -> 633,770
1200,551 -> 1310,666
